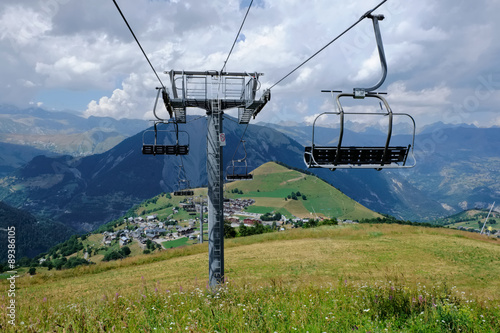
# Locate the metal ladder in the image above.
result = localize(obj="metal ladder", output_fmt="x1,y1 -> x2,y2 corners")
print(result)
208,75 -> 224,286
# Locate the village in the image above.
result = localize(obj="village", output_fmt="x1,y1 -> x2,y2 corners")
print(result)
100,197 -> 351,250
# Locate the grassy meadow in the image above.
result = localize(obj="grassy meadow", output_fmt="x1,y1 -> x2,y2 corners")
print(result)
225,162 -> 381,220
1,223 -> 500,332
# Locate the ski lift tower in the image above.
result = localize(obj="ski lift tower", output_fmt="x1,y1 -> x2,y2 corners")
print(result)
164,70 -> 270,288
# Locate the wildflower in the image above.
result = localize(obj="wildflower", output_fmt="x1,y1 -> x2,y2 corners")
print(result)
43,297 -> 47,302
363,309 -> 370,312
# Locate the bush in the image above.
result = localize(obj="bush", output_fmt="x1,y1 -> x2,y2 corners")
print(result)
103,250 -> 124,262
224,221 -> 237,238
121,246 -> 131,256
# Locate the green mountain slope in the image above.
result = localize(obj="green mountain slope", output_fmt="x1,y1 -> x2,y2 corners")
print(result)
224,162 -> 381,220
127,161 -> 381,222
435,208 -> 499,231
0,202 -> 75,262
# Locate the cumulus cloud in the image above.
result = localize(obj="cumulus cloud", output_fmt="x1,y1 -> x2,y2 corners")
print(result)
0,0 -> 499,127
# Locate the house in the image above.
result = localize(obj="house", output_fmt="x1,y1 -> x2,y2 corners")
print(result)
144,230 -> 157,239
119,236 -> 131,246
147,215 -> 157,221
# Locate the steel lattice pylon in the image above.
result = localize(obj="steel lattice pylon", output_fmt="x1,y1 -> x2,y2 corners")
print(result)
162,70 -> 270,288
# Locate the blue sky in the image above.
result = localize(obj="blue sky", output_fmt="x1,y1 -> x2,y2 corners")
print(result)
1,0 -> 499,128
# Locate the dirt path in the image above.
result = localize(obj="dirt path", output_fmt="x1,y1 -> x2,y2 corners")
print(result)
279,174 -> 305,186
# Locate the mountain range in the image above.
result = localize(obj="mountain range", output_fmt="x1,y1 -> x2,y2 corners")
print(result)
0,104 -> 149,160
0,107 -> 498,235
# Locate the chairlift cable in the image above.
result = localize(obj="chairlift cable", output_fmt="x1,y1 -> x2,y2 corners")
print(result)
221,0 -> 255,73
268,0 -> 388,90
112,0 -> 166,89
185,115 -> 207,124
222,114 -> 239,124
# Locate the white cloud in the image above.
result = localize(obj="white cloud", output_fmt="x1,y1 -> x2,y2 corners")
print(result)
0,0 -> 499,128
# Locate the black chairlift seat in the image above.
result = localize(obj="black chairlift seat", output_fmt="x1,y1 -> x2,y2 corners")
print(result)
226,174 -> 253,181
174,190 -> 194,196
304,145 -> 410,167
142,144 -> 189,156
303,93 -> 415,170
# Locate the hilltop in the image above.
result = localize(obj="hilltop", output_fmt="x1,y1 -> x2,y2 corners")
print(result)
224,162 -> 380,220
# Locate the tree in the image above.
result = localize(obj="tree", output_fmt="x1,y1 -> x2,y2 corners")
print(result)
238,223 -> 249,237
121,246 -> 131,256
54,258 -> 67,270
224,221 -> 237,238
302,195 -> 307,200
321,219 -> 338,226
18,256 -> 31,267
28,267 -> 36,275
103,250 -> 123,262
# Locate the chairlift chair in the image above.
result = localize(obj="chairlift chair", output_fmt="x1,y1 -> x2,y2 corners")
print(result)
304,93 -> 416,170
303,13 -> 416,171
173,162 -> 194,196
142,87 -> 190,155
173,176 -> 194,197
142,121 -> 190,156
226,140 -> 253,181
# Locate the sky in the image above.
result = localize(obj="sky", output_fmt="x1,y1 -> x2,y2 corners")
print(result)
1,0 -> 500,128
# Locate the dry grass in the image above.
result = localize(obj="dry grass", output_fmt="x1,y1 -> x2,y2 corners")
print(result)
3,224 -> 500,332
8,224 -> 499,306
